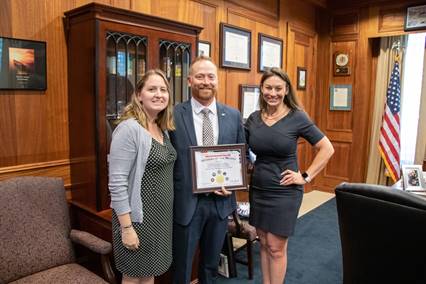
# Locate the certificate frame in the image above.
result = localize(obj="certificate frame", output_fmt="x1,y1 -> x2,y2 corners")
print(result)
402,165 -> 426,191
0,36 -> 47,90
296,67 -> 307,90
329,84 -> 352,111
239,84 -> 260,121
404,4 -> 426,31
190,144 -> 248,193
198,40 -> 211,57
258,33 -> 283,72
220,23 -> 251,70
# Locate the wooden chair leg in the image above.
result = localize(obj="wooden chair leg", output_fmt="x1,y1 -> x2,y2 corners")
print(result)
247,240 -> 253,280
225,232 -> 237,278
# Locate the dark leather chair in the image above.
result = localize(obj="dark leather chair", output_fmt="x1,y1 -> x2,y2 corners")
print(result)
227,207 -> 258,279
335,182 -> 426,284
0,176 -> 115,284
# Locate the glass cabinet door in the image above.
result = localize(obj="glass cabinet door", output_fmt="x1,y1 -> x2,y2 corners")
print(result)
105,31 -> 147,147
159,40 -> 191,104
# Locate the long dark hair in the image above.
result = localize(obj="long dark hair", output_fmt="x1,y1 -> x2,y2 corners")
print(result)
259,67 -> 301,111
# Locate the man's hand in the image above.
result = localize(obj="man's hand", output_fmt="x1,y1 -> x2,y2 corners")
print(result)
213,186 -> 232,196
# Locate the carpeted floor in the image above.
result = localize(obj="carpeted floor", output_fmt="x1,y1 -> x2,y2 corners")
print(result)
215,198 -> 342,284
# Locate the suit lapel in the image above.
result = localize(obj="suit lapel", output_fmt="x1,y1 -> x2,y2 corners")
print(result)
181,101 -> 197,146
217,103 -> 228,145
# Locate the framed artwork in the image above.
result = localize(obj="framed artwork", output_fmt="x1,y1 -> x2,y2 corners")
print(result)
258,33 -> 283,72
297,67 -> 307,90
402,165 -> 426,191
239,84 -> 260,121
404,4 -> 426,31
198,40 -> 211,57
0,36 -> 46,90
220,23 -> 251,70
329,84 -> 352,111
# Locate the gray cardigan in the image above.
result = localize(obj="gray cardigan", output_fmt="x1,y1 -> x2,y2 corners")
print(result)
108,118 -> 155,223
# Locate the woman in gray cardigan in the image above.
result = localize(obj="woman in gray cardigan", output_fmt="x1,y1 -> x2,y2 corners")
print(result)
108,69 -> 176,284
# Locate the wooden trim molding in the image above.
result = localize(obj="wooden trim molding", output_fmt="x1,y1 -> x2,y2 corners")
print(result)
0,159 -> 71,186
227,4 -> 279,28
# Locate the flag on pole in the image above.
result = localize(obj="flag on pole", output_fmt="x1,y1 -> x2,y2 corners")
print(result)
378,60 -> 401,182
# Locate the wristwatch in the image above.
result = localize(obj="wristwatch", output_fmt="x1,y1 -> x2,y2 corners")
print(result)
302,172 -> 311,183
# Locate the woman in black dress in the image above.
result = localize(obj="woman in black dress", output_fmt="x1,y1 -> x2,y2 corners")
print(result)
245,67 -> 334,284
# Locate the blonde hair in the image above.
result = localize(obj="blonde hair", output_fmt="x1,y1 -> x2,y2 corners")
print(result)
119,69 -> 175,131
259,67 -> 301,111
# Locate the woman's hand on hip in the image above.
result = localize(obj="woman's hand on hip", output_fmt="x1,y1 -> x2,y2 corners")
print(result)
121,226 -> 139,250
280,169 -> 306,186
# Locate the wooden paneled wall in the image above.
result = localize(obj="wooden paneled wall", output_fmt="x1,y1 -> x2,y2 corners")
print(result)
0,0 -> 318,194
313,0 -> 426,192
2,0 -> 424,194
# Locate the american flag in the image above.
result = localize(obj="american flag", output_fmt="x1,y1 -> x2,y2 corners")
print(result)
379,61 -> 401,182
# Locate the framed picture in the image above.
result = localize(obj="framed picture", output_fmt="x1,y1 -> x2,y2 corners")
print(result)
239,84 -> 260,121
0,36 -> 46,90
404,4 -> 426,31
402,165 -> 426,191
297,67 -> 307,90
198,40 -> 211,57
258,33 -> 283,72
189,144 -> 248,194
220,23 -> 251,70
330,84 -> 352,111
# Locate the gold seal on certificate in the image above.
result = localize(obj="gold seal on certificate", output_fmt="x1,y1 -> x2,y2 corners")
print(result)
190,144 -> 248,194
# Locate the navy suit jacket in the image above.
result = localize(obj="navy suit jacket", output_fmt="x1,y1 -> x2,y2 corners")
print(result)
170,100 -> 246,226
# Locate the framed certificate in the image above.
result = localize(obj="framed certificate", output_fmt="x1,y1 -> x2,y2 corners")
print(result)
329,84 -> 352,111
220,23 -> 251,70
239,84 -> 260,121
258,33 -> 283,72
190,144 -> 248,193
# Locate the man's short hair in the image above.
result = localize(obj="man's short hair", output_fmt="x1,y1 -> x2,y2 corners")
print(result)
189,55 -> 217,75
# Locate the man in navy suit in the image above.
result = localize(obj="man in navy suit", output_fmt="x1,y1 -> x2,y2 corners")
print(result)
170,56 -> 245,283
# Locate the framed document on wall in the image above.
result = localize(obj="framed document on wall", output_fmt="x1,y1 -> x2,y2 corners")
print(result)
220,23 -> 251,70
258,33 -> 283,72
239,84 -> 260,121
330,84 -> 352,111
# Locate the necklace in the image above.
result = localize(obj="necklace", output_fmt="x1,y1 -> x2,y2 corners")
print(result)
262,107 -> 289,120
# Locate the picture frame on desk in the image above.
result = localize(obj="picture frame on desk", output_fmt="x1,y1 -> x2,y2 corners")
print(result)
404,4 -> 426,31
220,23 -> 251,70
402,165 -> 426,192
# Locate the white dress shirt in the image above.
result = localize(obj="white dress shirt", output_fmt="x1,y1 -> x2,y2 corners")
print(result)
191,97 -> 219,146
